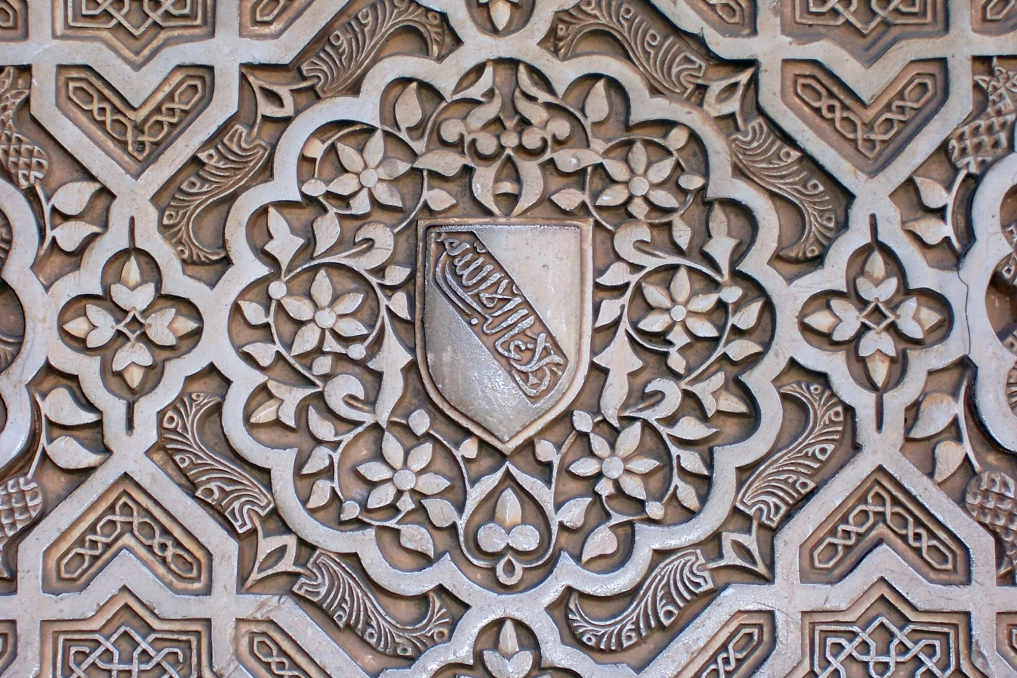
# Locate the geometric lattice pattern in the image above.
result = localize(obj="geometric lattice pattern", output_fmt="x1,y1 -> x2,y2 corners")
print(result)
0,1 -> 1014,676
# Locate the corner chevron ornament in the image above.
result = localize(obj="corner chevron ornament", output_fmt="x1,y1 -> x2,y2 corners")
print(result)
0,0 -> 1012,676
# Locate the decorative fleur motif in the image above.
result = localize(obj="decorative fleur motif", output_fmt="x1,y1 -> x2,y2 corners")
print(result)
478,488 -> 540,555
476,488 -> 544,585
358,431 -> 450,512
63,254 -> 200,390
325,130 -> 410,213
482,620 -> 547,678
415,63 -> 577,216
478,0 -> 520,33
804,246 -> 943,389
568,421 -> 659,501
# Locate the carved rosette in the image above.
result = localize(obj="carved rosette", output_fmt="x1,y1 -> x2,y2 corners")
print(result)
220,50 -> 783,600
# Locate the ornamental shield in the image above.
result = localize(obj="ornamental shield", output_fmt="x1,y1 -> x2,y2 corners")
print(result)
416,219 -> 593,453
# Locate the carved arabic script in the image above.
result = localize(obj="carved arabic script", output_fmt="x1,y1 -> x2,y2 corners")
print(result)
430,229 -> 567,400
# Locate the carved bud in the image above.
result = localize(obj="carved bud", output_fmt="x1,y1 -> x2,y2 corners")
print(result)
0,474 -> 43,577
965,470 -> 1017,575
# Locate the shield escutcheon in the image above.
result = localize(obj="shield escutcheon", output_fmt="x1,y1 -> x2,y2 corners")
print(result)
416,218 -> 593,453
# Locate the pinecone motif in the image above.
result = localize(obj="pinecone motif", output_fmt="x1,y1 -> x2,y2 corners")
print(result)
0,66 -> 47,191
965,470 -> 1017,576
0,473 -> 42,577
948,59 -> 1017,176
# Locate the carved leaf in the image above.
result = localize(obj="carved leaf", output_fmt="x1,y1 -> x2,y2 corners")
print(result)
301,446 -> 333,475
264,207 -> 303,271
552,188 -> 586,211
558,498 -> 592,529
728,117 -> 836,262
247,72 -> 301,119
424,189 -> 456,211
299,0 -> 456,98
933,440 -> 968,482
422,498 -> 458,528
307,406 -> 339,441
242,342 -> 278,367
567,549 -> 714,650
584,79 -> 610,123
293,550 -> 451,657
239,301 -> 270,326
581,524 -> 618,563
161,394 -> 274,534
414,150 -> 468,176
908,392 -> 958,439
395,82 -> 423,131
551,149 -> 601,173
597,262 -> 634,287
313,212 -> 341,256
46,436 -> 105,470
50,181 -> 101,217
669,417 -> 716,441
732,300 -> 764,330
737,382 -> 845,528
913,176 -> 950,209
534,439 -> 557,463
595,298 -> 625,328
162,123 -> 269,264
399,524 -> 435,558
905,216 -> 952,246
307,479 -> 334,509
42,387 -> 100,426
458,436 -> 479,459
726,339 -> 762,361
52,221 -> 102,252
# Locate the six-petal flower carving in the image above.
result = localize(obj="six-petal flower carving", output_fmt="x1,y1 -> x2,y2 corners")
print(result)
272,271 -> 367,356
358,432 -> 450,512
636,267 -> 722,374
568,421 -> 659,499
598,141 -> 681,219
328,130 -> 409,214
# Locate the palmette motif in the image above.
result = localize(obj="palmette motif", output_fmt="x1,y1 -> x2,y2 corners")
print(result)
0,0 -> 1013,676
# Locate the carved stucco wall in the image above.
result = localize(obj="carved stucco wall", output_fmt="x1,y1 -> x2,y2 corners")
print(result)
0,0 -> 1013,676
